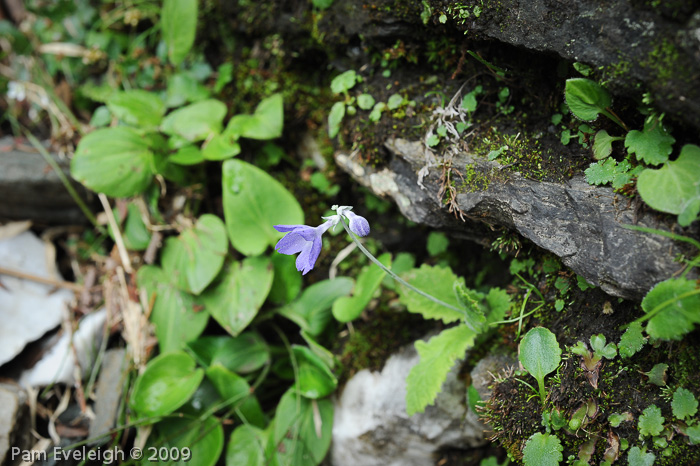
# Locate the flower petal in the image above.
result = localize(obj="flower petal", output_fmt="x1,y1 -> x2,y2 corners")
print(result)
296,235 -> 323,275
345,211 -> 370,237
274,224 -> 309,233
275,232 -> 308,255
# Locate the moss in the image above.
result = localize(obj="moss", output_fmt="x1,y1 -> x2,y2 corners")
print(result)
335,301 -> 431,383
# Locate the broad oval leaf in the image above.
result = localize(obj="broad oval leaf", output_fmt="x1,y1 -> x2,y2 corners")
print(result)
206,365 -> 266,428
226,425 -> 266,466
637,144 -> 700,224
201,256 -> 273,336
161,214 -> 228,295
332,253 -> 390,323
162,0 -> 198,66
106,90 -> 165,129
278,277 -> 354,335
519,327 -> 561,386
170,145 -> 205,165
273,388 -> 334,465
137,265 -> 209,352
522,433 -> 563,466
71,127 -> 154,197
222,159 -> 304,255
147,415 -> 223,466
131,351 -> 204,418
161,99 -> 227,142
187,332 -> 270,374
406,324 -> 476,416
268,253 -> 303,305
564,78 -> 612,122
293,345 -> 337,399
202,134 -> 241,161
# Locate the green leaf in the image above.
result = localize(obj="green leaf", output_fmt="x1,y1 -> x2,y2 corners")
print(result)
427,232 -> 449,256
137,265 -> 209,352
330,70 -> 357,94
161,99 -> 227,142
369,102 -> 385,122
688,425 -> 700,445
293,345 -> 337,399
170,145 -> 205,165
131,351 -> 204,418
279,278 -> 354,335
162,0 -> 198,66
640,277 -> 700,340
399,265 -> 466,323
406,324 -> 476,415
161,214 -> 228,295
202,134 -> 241,161
222,159 -> 304,255
485,288 -> 511,324
272,389 -> 333,465
627,446 -> 655,466
644,363 -> 668,386
638,405 -> 664,437
357,93 -> 375,110
106,90 -> 165,129
268,253 -> 303,305
225,94 -> 284,140
332,253 -> 390,323
672,387 -> 698,420
187,332 -> 270,374
624,116 -> 675,166
148,415 -> 223,466
328,102 -> 345,138
202,256 -> 273,336
519,327 -> 561,404
637,144 -> 700,226
426,134 -> 440,147
584,158 -> 617,185
564,78 -> 612,122
589,334 -> 617,359
462,91 -> 478,112
467,384 -> 482,414
618,321 -> 646,358
387,93 -> 404,110
109,203 -> 151,251
71,127 -> 155,197
206,365 -> 266,428
226,425 -> 266,466
522,432 -> 563,466
592,130 -> 623,160
312,0 -> 334,9
166,72 -> 210,108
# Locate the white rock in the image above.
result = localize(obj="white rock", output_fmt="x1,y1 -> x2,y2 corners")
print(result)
0,231 -> 73,366
332,344 -> 488,466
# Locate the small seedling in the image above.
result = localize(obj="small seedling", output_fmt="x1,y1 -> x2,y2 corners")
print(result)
643,363 -> 668,386
519,327 -> 562,405
638,404 -> 665,437
672,387 -> 699,420
608,412 -> 634,427
522,432 -> 563,466
618,321 -> 646,358
571,334 -> 617,371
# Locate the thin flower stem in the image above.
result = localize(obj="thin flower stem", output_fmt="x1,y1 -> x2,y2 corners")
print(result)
339,218 -> 476,331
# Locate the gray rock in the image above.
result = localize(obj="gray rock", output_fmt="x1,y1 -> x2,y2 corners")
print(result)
336,138 -> 695,301
332,343 -> 487,466
0,383 -> 31,466
88,349 -> 128,440
0,137 -> 92,224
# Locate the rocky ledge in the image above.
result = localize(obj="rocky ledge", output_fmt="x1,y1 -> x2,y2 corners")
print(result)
336,138 -> 696,301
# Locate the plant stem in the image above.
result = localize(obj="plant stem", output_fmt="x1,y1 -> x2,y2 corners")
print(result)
339,218 -> 477,332
537,377 -> 546,405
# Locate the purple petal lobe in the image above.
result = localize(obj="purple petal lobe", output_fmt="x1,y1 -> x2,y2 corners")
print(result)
274,224 -> 308,233
275,232 -> 308,255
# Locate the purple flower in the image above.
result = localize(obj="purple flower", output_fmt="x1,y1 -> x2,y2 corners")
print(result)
344,211 -> 370,237
274,220 -> 333,275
